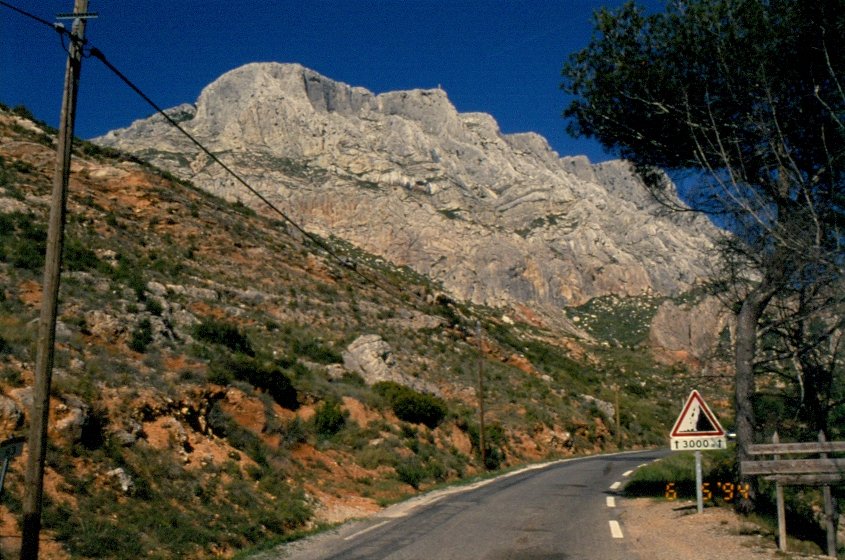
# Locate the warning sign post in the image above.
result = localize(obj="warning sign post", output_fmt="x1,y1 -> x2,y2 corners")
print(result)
669,390 -> 727,514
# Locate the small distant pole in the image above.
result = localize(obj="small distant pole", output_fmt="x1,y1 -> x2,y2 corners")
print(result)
614,384 -> 621,448
20,2 -> 94,558
476,321 -> 486,469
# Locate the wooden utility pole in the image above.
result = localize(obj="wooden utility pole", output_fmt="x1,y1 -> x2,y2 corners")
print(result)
21,2 -> 89,558
476,322 -> 486,468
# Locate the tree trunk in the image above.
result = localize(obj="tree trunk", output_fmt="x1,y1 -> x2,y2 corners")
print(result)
735,273 -> 783,512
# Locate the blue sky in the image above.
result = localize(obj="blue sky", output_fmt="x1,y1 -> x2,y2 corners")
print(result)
1,1 -> 663,163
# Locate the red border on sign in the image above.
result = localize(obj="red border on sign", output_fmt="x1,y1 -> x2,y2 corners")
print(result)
670,390 -> 725,437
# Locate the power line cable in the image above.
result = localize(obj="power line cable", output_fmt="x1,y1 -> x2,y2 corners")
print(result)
2,0 -> 525,355
1,1 -> 430,315
86,47 -> 418,301
0,0 -> 63,31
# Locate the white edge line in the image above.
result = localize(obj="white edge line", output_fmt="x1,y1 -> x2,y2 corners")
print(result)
606,496 -> 616,508
609,520 -> 624,539
344,520 -> 390,541
622,470 -> 633,477
609,481 -> 622,490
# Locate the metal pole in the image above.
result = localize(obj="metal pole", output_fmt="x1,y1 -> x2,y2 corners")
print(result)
695,450 -> 703,513
20,2 -> 88,558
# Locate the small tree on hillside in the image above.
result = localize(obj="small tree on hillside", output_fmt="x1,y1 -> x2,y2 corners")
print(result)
562,0 -> 845,507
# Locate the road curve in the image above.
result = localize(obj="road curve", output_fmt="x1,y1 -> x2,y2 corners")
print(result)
259,449 -> 668,560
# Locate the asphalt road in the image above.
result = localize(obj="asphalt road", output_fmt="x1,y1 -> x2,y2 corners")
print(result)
259,449 -> 668,560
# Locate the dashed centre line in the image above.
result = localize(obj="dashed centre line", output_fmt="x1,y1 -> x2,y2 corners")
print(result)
609,520 -> 624,539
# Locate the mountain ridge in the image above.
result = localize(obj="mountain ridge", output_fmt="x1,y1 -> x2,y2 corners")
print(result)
96,61 -> 719,321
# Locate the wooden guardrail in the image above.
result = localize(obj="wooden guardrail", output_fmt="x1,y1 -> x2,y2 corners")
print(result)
741,431 -> 844,557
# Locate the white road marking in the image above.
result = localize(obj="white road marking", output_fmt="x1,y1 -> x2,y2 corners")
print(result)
609,481 -> 622,490
344,520 -> 390,541
638,463 -> 648,468
606,496 -> 616,508
622,470 -> 633,477
609,520 -> 624,539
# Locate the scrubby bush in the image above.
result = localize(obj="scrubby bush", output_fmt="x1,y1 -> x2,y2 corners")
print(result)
128,319 -> 154,353
395,456 -> 426,489
292,336 -> 342,364
314,399 -> 345,437
194,320 -> 254,356
63,237 -> 101,271
210,354 -> 298,409
373,381 -> 447,429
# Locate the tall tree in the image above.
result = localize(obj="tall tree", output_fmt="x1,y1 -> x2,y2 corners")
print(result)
562,0 -> 845,505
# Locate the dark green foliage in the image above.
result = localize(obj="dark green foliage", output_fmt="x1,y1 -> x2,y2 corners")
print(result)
292,336 -> 342,364
41,443 -> 310,559
145,297 -> 164,316
194,320 -> 254,356
63,237 -> 101,272
373,381 -> 448,429
313,399 -> 346,437
0,212 -> 46,271
466,421 -> 506,470
128,318 -> 154,353
11,105 -> 36,122
109,255 -> 148,301
395,456 -> 426,489
210,354 -> 298,409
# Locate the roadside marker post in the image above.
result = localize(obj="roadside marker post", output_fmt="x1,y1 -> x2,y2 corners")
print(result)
669,390 -> 727,513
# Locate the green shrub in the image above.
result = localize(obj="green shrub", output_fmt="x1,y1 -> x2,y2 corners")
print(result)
194,320 -> 254,356
292,336 -> 342,364
314,399 -> 345,437
128,319 -> 154,353
63,237 -> 100,271
395,456 -> 426,489
466,421 -> 507,470
373,381 -> 447,429
211,354 -> 298,409
0,212 -> 47,271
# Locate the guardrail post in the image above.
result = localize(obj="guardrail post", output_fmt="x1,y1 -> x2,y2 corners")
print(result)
773,432 -> 787,552
818,431 -> 837,558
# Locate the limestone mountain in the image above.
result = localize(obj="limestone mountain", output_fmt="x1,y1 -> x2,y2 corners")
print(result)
95,62 -> 719,327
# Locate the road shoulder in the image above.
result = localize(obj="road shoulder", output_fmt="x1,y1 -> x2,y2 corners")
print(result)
621,497 -> 781,560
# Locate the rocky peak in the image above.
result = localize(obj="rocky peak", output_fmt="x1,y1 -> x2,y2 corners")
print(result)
95,63 -> 719,319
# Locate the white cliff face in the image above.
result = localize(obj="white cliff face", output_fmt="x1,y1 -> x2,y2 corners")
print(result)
96,62 -> 718,317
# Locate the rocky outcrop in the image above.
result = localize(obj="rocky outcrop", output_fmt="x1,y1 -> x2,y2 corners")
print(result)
649,296 -> 731,363
342,335 -> 439,395
95,62 -> 719,320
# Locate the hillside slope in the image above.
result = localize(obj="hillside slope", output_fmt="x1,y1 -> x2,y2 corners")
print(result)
0,105 -> 731,559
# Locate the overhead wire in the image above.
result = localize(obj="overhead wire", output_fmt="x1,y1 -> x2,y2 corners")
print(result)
0,1 -> 440,317
1,1 -> 531,357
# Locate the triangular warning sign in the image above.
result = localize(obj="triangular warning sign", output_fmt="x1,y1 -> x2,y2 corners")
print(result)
670,390 -> 725,437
